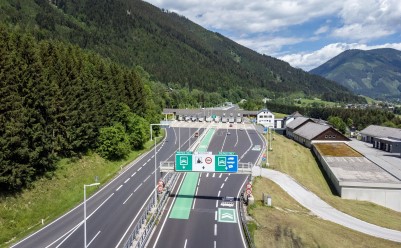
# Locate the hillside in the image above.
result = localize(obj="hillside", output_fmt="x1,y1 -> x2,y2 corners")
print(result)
310,48 -> 401,100
0,0 -> 363,103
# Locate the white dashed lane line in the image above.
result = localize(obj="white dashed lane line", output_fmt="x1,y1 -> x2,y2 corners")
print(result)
134,183 -> 142,192
217,191 -> 221,197
131,172 -> 137,177
137,167 -> 142,172
116,185 -> 123,191
144,175 -> 150,182
220,183 -> 224,189
123,193 -> 133,205
124,178 -> 130,184
214,224 -> 217,236
224,177 -> 228,182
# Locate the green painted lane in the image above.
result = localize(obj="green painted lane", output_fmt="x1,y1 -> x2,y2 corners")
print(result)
169,172 -> 199,219
169,128 -> 215,219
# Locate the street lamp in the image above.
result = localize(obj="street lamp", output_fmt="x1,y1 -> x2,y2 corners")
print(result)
84,183 -> 100,248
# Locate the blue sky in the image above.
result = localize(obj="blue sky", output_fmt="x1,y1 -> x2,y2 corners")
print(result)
144,0 -> 401,71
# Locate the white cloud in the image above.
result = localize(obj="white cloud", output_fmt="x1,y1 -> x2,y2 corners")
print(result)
145,0 -> 342,33
314,25 -> 330,35
332,0 -> 401,40
279,42 -> 401,71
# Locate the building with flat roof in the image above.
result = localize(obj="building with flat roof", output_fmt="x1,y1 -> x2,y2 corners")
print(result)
360,125 -> 401,154
256,109 -> 274,128
313,143 -> 401,212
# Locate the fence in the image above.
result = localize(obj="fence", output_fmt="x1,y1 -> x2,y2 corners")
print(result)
122,172 -> 179,248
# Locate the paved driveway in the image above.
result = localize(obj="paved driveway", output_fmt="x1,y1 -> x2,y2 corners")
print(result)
347,139 -> 401,180
252,167 -> 401,243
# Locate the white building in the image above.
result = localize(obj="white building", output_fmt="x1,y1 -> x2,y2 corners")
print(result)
257,109 -> 274,128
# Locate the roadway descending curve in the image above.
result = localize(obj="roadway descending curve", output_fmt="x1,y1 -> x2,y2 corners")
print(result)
254,167 -> 401,243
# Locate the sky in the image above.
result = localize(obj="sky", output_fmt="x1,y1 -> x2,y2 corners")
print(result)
144,0 -> 401,71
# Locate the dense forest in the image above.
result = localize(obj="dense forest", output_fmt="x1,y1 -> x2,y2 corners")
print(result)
266,102 -> 401,130
0,26 -> 164,190
0,0 -> 366,103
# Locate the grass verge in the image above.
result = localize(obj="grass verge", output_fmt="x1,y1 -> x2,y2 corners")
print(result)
0,130 -> 165,247
250,177 -> 400,248
267,133 -> 401,231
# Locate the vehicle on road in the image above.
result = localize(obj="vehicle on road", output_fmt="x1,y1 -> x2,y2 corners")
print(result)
194,132 -> 199,137
252,145 -> 261,151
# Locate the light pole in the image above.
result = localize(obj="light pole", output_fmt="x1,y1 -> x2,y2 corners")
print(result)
84,183 -> 100,248
150,123 -> 169,205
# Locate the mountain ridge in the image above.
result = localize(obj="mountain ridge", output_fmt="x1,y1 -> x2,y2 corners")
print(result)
0,0 -> 365,103
310,48 -> 401,100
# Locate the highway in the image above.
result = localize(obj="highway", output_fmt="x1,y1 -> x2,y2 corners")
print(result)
11,126 -> 204,248
148,123 -> 265,248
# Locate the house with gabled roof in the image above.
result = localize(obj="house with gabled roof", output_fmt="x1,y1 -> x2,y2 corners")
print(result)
360,125 -> 401,154
285,116 -> 314,139
293,122 -> 350,148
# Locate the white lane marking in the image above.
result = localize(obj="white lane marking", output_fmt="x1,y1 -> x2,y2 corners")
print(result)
115,185 -> 158,248
214,240 -> 216,248
123,193 -> 133,205
224,177 -> 228,182
14,129 -> 169,248
206,173 -> 209,177
192,186 -> 199,209
143,162 -> 147,166
200,173 -> 202,178
89,193 -> 114,218
220,183 -> 224,189
215,211 -> 217,220
124,178 -> 130,184
184,239 -> 187,248
152,173 -> 187,248
148,158 -> 151,162
215,200 -> 218,207
87,230 -> 101,247
54,223 -> 81,248
218,191 -> 221,197
131,172 -> 137,177
214,224 -> 217,236
212,173 -> 215,178
219,173 -> 222,178
50,193 -> 114,248
237,177 -> 249,248
198,178 -> 201,186
116,185 -> 123,191
137,167 -> 142,172
134,183 -> 143,192
144,175 -> 150,182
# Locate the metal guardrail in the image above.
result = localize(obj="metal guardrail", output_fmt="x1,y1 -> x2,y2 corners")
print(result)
239,196 -> 256,248
122,173 -> 179,248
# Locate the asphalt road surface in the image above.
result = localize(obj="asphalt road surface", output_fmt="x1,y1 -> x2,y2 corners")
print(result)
148,123 -> 265,248
12,126 -> 204,248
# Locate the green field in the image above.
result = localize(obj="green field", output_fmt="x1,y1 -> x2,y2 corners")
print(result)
250,178 -> 400,248
266,134 -> 401,231
293,97 -> 339,107
0,131 -> 165,247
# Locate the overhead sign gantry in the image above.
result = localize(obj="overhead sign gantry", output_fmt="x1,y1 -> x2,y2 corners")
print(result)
175,151 -> 238,173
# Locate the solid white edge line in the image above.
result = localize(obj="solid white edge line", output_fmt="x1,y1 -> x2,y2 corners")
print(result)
88,193 -> 114,219
87,230 -> 101,247
12,125 -> 169,248
152,173 -> 187,248
237,177 -> 249,248
114,185 -> 157,248
123,193 -> 133,205
50,221 -> 82,248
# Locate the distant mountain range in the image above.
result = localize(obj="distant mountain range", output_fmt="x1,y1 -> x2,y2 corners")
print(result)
0,0 -> 363,103
310,48 -> 401,100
